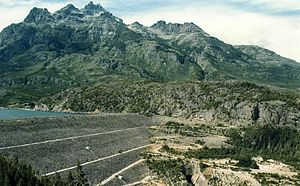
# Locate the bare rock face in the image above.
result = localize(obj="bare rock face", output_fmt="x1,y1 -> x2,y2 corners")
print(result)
206,100 -> 300,126
150,20 -> 208,36
189,161 -> 207,186
24,8 -> 54,24
258,101 -> 295,125
82,1 -> 106,15
34,104 -> 49,112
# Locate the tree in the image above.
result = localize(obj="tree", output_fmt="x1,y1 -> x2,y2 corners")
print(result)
0,156 -> 90,186
4,175 -> 11,186
16,178 -> 24,186
74,161 -> 89,186
53,173 -> 63,186
236,156 -> 259,169
67,171 -> 74,186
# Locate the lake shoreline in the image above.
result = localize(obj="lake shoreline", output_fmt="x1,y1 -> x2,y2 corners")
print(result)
0,108 -> 77,120
0,107 -> 80,114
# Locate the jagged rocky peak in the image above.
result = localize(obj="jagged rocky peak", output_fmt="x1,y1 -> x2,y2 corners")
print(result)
151,20 -> 207,35
130,21 -> 144,27
151,20 -> 167,28
82,1 -> 106,15
182,22 -> 205,33
57,4 -> 80,13
53,4 -> 84,22
96,11 -> 123,23
127,21 -> 151,36
128,21 -> 145,29
24,7 -> 54,23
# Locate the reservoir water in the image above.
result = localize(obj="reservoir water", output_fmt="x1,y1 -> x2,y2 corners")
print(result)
0,108 -> 73,120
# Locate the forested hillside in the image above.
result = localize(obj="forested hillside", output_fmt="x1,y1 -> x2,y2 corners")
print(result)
39,81 -> 300,126
0,156 -> 89,186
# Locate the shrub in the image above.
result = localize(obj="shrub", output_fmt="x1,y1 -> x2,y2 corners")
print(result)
236,156 -> 259,169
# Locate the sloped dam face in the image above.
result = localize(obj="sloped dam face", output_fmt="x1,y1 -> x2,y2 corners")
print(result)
0,113 -> 159,185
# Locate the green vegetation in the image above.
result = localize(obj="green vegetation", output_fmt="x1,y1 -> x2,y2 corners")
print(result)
0,156 -> 89,186
161,145 -> 177,154
253,172 -> 292,185
73,161 -> 89,186
200,162 -> 209,171
146,159 -> 192,184
235,156 -> 259,169
163,122 -> 216,137
165,122 -> 185,129
185,147 -> 237,160
230,125 -> 300,152
230,125 -> 300,169
146,159 -> 183,182
0,156 -> 45,186
185,125 -> 300,170
195,139 -> 205,145
40,81 -> 300,127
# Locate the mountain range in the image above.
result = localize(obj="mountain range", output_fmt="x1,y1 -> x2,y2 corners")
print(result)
0,1 -> 300,106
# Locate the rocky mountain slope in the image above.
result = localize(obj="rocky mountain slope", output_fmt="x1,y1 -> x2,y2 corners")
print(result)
39,81 -> 300,126
129,20 -> 300,89
0,2 -> 300,106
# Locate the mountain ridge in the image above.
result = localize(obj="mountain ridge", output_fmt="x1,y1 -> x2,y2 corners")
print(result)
0,1 -> 300,106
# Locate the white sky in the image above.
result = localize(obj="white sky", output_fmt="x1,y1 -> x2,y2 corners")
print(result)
0,0 -> 300,62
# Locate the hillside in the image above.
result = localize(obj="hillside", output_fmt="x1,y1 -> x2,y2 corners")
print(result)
1,2 -> 300,106
39,81 -> 300,126
130,20 -> 300,88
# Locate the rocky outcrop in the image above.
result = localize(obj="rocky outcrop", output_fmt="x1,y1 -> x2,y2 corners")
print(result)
82,1 -> 106,15
189,161 -> 207,186
150,21 -> 208,36
24,7 -> 54,24
34,103 -> 49,112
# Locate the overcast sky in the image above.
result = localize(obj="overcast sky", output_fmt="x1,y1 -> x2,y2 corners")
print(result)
0,0 -> 300,61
